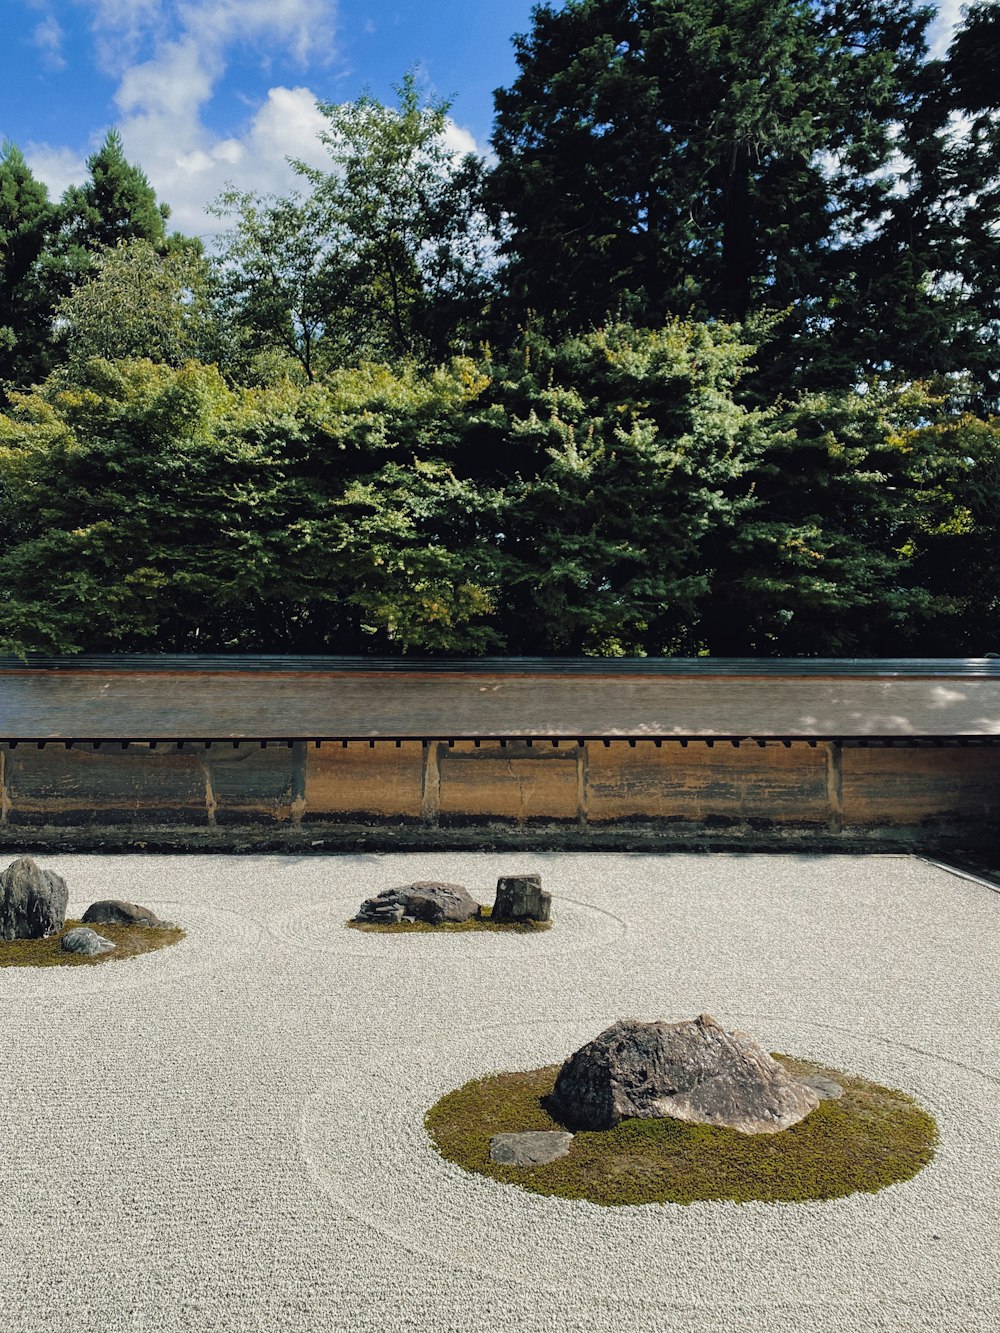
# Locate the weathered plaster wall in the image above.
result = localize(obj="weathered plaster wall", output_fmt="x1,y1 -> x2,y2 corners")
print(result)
2,739 -> 999,851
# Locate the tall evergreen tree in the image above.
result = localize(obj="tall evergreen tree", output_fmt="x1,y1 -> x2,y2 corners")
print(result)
59,129 -> 168,253
0,143 -> 57,395
488,0 -> 932,391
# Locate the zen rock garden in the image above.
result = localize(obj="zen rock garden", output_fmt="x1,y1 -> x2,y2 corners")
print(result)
426,1012 -> 938,1205
0,855 -> 181,967
350,873 -> 551,930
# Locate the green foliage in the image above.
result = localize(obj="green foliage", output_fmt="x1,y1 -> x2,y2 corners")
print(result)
213,73 -> 493,377
0,142 -> 57,395
0,356 -> 499,655
3,324 -> 999,656
425,1057 -> 938,1206
484,321 -> 768,654
55,240 -> 217,373
58,129 -> 168,254
488,0 -> 956,394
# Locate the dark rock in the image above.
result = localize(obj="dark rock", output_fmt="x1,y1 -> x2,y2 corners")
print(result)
61,927 -> 115,956
489,1131 -> 574,1166
353,880 -> 477,925
82,899 -> 164,927
0,856 -> 69,941
492,874 -> 551,922
551,1014 -> 820,1135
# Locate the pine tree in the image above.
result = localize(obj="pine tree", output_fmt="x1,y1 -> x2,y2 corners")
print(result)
488,0 -> 932,392
0,142 -> 57,395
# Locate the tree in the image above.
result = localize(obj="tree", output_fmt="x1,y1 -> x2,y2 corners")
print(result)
59,129 -> 168,254
0,357 -> 500,655
481,321 -> 768,654
0,143 -> 57,395
488,0 -> 933,390
210,189 -> 335,382
54,239 -> 216,375
215,75 -> 494,373
42,129 -> 175,333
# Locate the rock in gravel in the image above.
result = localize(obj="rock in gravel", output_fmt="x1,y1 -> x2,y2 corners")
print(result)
61,926 -> 116,956
551,1014 -> 820,1135
82,899 -> 164,927
0,856 -> 69,941
489,1131 -> 574,1166
492,874 -> 551,923
353,881 -> 477,925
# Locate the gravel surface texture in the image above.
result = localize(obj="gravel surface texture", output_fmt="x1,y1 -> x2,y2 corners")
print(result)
0,851 -> 997,1333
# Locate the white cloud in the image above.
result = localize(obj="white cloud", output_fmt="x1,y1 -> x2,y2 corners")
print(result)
32,13 -> 67,70
23,143 -> 89,200
120,85 -> 332,239
927,0 -> 964,59
22,1 -> 343,240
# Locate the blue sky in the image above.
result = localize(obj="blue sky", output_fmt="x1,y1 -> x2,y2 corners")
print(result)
1,0 -> 964,244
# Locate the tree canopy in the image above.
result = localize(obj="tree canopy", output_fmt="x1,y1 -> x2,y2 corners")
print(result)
2,8 -> 1000,658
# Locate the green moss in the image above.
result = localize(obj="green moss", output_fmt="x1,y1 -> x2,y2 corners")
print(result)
347,904 -> 551,934
0,919 -> 185,968
425,1056 -> 938,1206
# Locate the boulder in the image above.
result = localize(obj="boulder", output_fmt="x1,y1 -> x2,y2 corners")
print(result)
0,856 -> 69,941
353,881 -> 478,925
551,1014 -> 820,1135
61,927 -> 116,956
82,899 -> 164,927
489,1131 -> 574,1166
492,874 -> 551,922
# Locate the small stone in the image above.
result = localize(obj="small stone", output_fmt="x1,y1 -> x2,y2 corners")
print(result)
0,856 -> 69,941
61,927 -> 116,956
489,1131 -> 574,1166
492,874 -> 551,923
800,1073 -> 843,1101
82,899 -> 164,927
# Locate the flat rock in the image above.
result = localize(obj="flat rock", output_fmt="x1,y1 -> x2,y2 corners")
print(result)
0,856 -> 69,941
800,1072 -> 844,1101
353,881 -> 477,925
551,1014 -> 820,1135
82,899 -> 164,927
489,1131 -> 574,1166
492,874 -> 551,922
61,927 -> 116,956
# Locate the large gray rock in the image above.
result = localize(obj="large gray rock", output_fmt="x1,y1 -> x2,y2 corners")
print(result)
61,927 -> 115,956
82,899 -> 164,927
551,1014 -> 820,1135
489,1131 -> 574,1165
353,881 -> 478,925
492,874 -> 551,922
0,856 -> 69,941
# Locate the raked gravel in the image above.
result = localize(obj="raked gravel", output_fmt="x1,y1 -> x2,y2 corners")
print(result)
0,851 -> 998,1333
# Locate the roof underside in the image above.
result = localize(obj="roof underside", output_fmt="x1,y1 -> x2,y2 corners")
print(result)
2,659 -> 1000,740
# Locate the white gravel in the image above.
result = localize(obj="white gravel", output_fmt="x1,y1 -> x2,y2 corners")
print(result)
1,851 -> 998,1333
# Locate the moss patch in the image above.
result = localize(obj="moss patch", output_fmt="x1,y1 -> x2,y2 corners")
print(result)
0,919 -> 185,968
425,1055 -> 937,1206
347,904 -> 550,934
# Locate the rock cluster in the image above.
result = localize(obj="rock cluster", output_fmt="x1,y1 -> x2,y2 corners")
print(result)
82,899 -> 164,927
353,872 -> 553,927
0,856 -> 69,940
552,1014 -> 821,1135
353,881 -> 479,925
